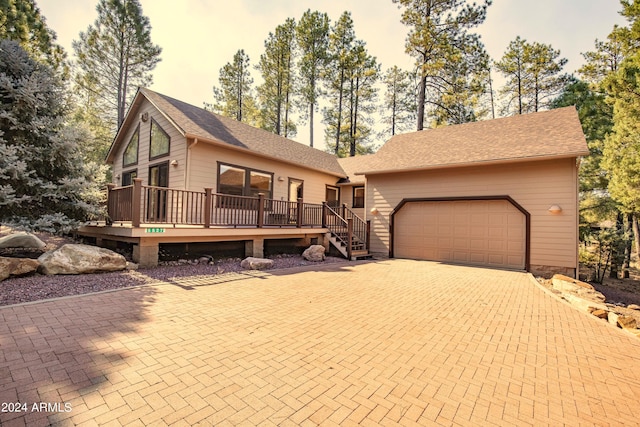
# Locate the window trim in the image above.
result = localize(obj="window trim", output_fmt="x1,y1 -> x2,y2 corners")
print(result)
217,162 -> 274,199
149,118 -> 171,161
123,125 -> 140,167
352,185 -> 365,209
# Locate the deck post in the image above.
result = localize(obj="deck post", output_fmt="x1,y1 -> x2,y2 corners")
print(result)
297,198 -> 303,228
257,193 -> 265,228
342,203 -> 347,219
322,202 -> 327,228
204,188 -> 212,228
366,220 -> 371,251
132,178 -> 142,228
347,218 -> 353,260
106,183 -> 115,224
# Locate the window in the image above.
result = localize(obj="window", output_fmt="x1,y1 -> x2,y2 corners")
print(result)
149,119 -> 170,159
326,185 -> 340,208
288,178 -> 303,202
217,163 -> 273,199
123,127 -> 139,167
122,170 -> 137,186
353,186 -> 365,208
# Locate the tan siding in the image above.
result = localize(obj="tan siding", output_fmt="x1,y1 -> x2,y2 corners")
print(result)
111,99 -> 187,188
366,158 -> 579,270
338,184 -> 366,219
188,143 -> 340,204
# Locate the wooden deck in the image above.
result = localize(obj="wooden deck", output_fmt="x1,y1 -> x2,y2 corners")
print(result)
79,179 -> 370,266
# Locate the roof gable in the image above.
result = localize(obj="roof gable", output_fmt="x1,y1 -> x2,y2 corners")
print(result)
108,88 -> 346,177
359,107 -> 589,174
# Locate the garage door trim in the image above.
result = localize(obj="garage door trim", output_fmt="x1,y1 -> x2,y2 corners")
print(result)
389,196 -> 530,271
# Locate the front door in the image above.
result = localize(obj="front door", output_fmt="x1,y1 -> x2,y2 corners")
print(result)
148,162 -> 169,222
325,185 -> 340,209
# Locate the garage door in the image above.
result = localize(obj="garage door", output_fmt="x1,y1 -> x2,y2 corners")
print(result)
393,199 -> 526,270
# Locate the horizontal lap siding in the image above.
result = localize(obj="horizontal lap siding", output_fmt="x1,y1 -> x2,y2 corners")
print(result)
367,158 -> 579,270
188,143 -> 341,204
113,99 -> 186,189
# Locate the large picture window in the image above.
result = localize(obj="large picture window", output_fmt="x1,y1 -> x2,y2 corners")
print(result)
218,163 -> 273,199
149,119 -> 170,159
123,126 -> 139,167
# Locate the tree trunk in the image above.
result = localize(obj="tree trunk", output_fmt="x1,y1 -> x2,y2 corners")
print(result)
335,68 -> 345,155
417,69 -> 426,131
633,213 -> 640,256
623,212 -> 632,279
309,103 -> 314,148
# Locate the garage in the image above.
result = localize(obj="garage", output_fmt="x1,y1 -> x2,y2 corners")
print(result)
392,197 -> 528,270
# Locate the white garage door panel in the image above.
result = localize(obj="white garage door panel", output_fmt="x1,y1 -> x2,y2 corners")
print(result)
394,200 -> 526,270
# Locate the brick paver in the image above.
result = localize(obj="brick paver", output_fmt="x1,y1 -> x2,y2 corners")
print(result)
2,259 -> 640,425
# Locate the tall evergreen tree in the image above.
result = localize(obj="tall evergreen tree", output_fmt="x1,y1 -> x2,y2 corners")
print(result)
432,38 -> 490,125
323,11 -> 356,155
0,0 -> 66,71
296,10 -> 330,147
0,40 -> 101,232
212,49 -> 258,124
495,37 -> 569,115
345,41 -> 379,156
73,0 -> 162,130
257,18 -> 297,137
380,66 -> 416,138
393,0 -> 491,130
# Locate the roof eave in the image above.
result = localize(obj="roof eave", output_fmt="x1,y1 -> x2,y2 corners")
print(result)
355,151 -> 590,176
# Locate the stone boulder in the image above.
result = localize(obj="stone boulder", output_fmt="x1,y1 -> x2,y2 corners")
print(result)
0,257 -> 40,281
302,245 -> 326,262
240,257 -> 274,270
0,232 -> 46,250
38,244 -> 127,275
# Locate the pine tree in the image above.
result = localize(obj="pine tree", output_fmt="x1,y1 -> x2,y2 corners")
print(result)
380,66 -> 416,138
0,40 -> 101,232
0,0 -> 66,71
296,10 -> 330,147
73,0 -> 162,130
212,49 -> 258,124
393,0 -> 491,130
323,12 -> 356,155
257,18 -> 297,137
495,37 -> 569,115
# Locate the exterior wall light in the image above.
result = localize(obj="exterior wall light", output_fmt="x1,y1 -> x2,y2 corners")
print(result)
548,205 -> 562,214
370,207 -> 379,215
170,160 -> 179,167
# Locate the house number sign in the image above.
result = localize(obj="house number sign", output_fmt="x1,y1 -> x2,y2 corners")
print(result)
146,228 -> 165,233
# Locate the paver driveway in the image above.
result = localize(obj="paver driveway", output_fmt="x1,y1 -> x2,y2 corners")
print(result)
2,259 -> 640,426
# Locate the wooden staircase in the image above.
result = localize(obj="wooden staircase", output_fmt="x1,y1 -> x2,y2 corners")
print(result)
323,204 -> 371,261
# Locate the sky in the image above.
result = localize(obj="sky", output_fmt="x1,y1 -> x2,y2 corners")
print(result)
37,0 -> 626,148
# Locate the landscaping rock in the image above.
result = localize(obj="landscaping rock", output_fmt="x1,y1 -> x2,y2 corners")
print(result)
0,232 -> 46,250
617,315 -> 638,330
0,257 -> 40,281
552,274 -> 606,303
38,244 -> 127,275
590,308 -> 609,320
302,245 -> 326,262
628,304 -> 640,311
608,312 -> 619,326
240,257 -> 274,270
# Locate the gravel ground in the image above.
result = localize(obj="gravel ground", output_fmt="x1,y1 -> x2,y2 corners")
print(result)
0,254 -> 349,306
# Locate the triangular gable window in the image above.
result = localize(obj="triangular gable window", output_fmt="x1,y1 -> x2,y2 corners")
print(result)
150,119 -> 170,159
123,126 -> 139,167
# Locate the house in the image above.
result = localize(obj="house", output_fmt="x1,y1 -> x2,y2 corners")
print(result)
355,107 -> 589,277
79,88 -> 588,278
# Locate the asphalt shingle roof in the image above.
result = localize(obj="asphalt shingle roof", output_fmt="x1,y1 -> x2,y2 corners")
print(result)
356,107 -> 589,175
110,88 -> 346,177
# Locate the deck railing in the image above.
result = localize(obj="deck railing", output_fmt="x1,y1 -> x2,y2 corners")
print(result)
106,179 -> 328,229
